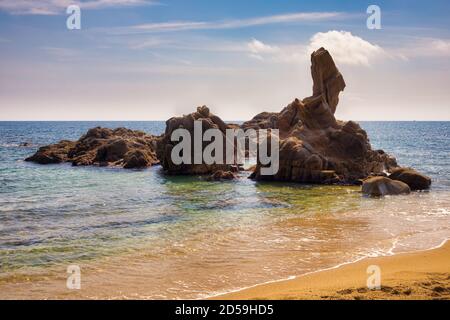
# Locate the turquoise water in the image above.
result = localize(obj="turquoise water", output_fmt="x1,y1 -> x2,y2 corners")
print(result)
0,121 -> 449,299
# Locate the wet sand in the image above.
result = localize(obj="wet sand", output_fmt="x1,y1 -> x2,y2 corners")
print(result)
216,240 -> 450,300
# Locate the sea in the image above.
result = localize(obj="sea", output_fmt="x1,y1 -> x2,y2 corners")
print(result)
0,121 -> 449,299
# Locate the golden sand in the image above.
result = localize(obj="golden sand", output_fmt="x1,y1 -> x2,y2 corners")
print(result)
216,241 -> 450,300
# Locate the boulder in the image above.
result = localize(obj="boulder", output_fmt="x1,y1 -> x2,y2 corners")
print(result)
389,167 -> 431,190
26,127 -> 159,169
156,106 -> 235,175
362,176 -> 411,196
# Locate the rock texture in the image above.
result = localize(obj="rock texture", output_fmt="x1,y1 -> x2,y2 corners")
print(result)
207,170 -> 237,181
241,112 -> 279,131
249,47 -> 399,184
389,167 -> 432,190
362,176 -> 411,196
25,140 -> 76,164
156,106 -> 235,174
25,127 -> 159,169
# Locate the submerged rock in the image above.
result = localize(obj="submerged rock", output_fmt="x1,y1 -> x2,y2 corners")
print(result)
26,127 -> 159,169
207,170 -> 237,181
389,167 -> 432,190
362,176 -> 411,196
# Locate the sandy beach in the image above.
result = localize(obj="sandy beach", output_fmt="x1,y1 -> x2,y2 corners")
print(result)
216,240 -> 450,300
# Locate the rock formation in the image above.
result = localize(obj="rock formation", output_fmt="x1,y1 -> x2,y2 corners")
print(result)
25,127 -> 159,169
248,47 -> 399,184
156,106 -> 235,174
389,167 -> 432,190
362,176 -> 411,196
25,47 -> 432,193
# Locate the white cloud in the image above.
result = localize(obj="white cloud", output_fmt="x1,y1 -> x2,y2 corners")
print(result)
307,30 -> 386,66
130,12 -> 345,33
132,21 -> 208,32
430,39 -> 450,55
408,38 -> 450,58
248,39 -> 279,54
246,39 -> 306,63
0,0 -> 154,15
244,32 -> 388,66
393,37 -> 450,59
247,39 -> 280,60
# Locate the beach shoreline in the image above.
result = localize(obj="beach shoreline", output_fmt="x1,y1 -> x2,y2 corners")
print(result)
214,239 -> 450,300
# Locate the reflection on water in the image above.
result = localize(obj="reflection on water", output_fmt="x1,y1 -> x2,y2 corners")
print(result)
0,121 -> 449,299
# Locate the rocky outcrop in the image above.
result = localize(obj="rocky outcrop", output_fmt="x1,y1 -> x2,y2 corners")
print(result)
389,167 -> 432,190
362,176 -> 411,196
25,127 -> 159,169
310,47 -> 346,114
156,106 -> 235,175
249,47 -> 399,184
25,140 -> 76,164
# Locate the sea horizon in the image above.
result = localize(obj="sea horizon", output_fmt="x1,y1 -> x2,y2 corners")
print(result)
1,120 -> 450,122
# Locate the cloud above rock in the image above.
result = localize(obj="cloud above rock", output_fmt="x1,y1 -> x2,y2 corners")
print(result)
307,30 -> 386,66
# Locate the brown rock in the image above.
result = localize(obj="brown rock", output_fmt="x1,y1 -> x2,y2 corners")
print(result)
123,149 -> 156,169
26,127 -> 159,169
310,47 -> 346,114
362,176 -> 411,196
389,167 -> 432,190
207,170 -> 237,181
241,112 -> 279,131
25,140 -> 76,164
249,48 -> 397,184
156,106 -> 234,175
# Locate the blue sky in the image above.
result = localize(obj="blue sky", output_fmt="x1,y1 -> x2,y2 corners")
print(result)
0,0 -> 449,120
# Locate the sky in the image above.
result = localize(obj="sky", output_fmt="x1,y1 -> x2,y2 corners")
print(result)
0,0 -> 449,121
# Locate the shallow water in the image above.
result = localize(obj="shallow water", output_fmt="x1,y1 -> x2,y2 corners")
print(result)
0,121 -> 449,299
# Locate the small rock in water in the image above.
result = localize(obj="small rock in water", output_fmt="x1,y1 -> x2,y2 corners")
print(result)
19,142 -> 32,147
362,176 -> 411,197
389,167 -> 431,190
207,170 -> 237,181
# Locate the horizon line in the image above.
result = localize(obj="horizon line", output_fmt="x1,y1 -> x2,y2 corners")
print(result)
1,119 -> 449,122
